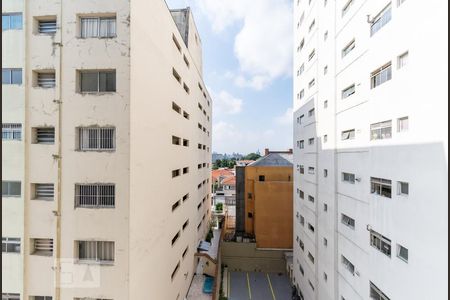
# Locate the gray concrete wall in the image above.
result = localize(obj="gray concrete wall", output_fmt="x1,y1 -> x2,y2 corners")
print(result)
221,242 -> 287,273
235,166 -> 245,233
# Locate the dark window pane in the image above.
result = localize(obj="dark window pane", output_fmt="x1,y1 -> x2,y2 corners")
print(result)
2,15 -> 10,30
2,69 -> 11,84
10,14 -> 22,29
80,72 -> 98,92
99,71 -> 116,92
9,182 -> 21,196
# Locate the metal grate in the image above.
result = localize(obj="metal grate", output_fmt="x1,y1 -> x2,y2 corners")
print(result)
36,127 -> 55,144
37,73 -> 56,88
75,184 -> 115,208
2,237 -> 21,253
35,184 -> 54,200
39,20 -> 57,33
33,238 -> 53,254
78,127 -> 115,150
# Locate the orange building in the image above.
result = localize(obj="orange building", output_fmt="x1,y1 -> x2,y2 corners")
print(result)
241,149 -> 293,249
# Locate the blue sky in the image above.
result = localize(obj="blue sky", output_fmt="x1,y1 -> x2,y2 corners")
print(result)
166,0 -> 293,154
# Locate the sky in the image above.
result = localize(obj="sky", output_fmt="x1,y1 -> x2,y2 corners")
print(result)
165,0 -> 293,155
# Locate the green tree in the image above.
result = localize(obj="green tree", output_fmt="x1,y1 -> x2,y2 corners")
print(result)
244,153 -> 261,161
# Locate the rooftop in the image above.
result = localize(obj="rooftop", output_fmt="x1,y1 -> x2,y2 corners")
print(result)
249,152 -> 293,167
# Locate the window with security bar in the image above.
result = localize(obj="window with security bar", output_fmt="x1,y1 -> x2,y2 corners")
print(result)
80,70 -> 116,92
341,255 -> 355,274
35,127 -> 55,144
370,281 -> 391,300
2,181 -> 21,197
1,293 -> 20,300
370,177 -> 392,198
75,184 -> 115,208
77,241 -> 115,263
34,184 -> 54,200
32,238 -> 53,256
370,230 -> 391,257
38,18 -> 57,34
371,62 -> 392,88
371,120 -> 392,140
78,127 -> 115,150
80,17 -> 116,38
36,72 -> 56,88
2,123 -> 22,140
2,237 -> 21,253
370,4 -> 392,36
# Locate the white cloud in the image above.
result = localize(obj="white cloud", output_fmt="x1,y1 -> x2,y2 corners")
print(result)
212,90 -> 243,115
275,107 -> 293,126
196,0 -> 293,90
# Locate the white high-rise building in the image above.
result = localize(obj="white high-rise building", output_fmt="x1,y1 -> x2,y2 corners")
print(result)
292,0 -> 448,299
2,1 -> 212,299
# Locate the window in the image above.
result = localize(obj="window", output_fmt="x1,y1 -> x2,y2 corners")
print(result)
308,252 -> 314,264
2,68 -> 22,85
34,184 -> 54,200
259,175 -> 265,181
77,241 -> 115,263
341,84 -> 355,99
38,18 -> 57,34
397,181 -> 409,195
309,280 -> 315,291
341,255 -> 354,274
370,281 -> 390,300
35,127 -> 55,144
247,212 -> 253,218
173,34 -> 181,52
2,237 -> 20,253
299,165 -> 304,174
324,272 -> 328,281
299,262 -> 304,275
299,239 -> 304,251
308,167 -> 315,174
2,181 -> 21,197
308,138 -> 314,145
80,70 -> 116,92
299,190 -> 304,199
324,100 -> 328,108
324,203 -> 328,211
172,231 -> 180,246
308,195 -> 314,203
371,62 -> 392,88
308,49 -> 316,61
37,72 -> 56,88
172,102 -> 181,114
324,30 -> 328,40
183,167 -> 189,174
298,64 -> 305,76
397,244 -> 408,262
32,297 -> 53,300
342,0 -> 354,16
182,220 -> 189,230
183,111 -> 190,119
323,238 -> 328,246
78,127 -> 115,150
1,294 -> 20,300
2,13 -> 22,30
397,0 -> 406,6
341,214 -> 355,229
324,135 -> 328,143
32,238 -> 53,256
370,120 -> 392,140
2,123 -> 22,140
183,55 -> 190,68
299,12 -> 305,27
299,215 -> 305,226
299,89 -> 305,99
182,246 -> 189,258
299,115 -> 304,124
324,169 -> 328,177
370,4 -> 392,36
172,200 -> 181,211
370,230 -> 391,257
308,78 -> 315,88
183,139 -> 189,147
171,261 -> 180,280
342,39 -> 355,57
172,136 -> 181,145
80,17 -> 116,38
397,51 -> 408,69
342,172 -> 355,183
75,184 -> 115,208
299,39 -> 305,51
371,177 -> 392,198
309,19 -> 315,32
308,108 -> 315,117
308,223 -> 315,232
183,83 -> 190,94
397,116 -> 408,132
341,129 -> 355,140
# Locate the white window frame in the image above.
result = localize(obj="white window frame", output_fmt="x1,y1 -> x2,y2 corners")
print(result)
371,62 -> 392,88
78,127 -> 115,151
2,181 -> 21,197
341,255 -> 355,274
370,281 -> 391,300
341,213 -> 355,229
342,172 -> 355,183
341,84 -> 355,99
397,116 -> 409,132
370,3 -> 392,36
77,240 -> 115,264
2,237 -> 21,253
79,70 -> 116,93
341,129 -> 355,140
370,177 -> 392,198
80,16 -> 116,38
397,181 -> 409,196
342,39 -> 355,58
2,123 -> 22,140
370,230 -> 392,257
397,244 -> 408,262
397,51 -> 408,69
370,120 -> 392,140
75,184 -> 115,208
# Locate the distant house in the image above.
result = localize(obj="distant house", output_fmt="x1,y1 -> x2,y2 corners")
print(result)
235,160 -> 255,167
211,168 -> 234,193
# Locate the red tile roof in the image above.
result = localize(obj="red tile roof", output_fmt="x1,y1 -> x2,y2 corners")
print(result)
221,176 -> 236,186
212,169 -> 234,182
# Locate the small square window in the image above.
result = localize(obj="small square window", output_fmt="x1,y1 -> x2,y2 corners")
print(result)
398,51 -> 408,69
323,238 -> 328,246
397,116 -> 409,132
397,181 -> 409,195
324,169 -> 328,177
397,244 -> 408,262
324,203 -> 328,211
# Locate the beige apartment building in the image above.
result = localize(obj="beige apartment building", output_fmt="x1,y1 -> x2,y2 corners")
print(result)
2,1 -> 212,300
